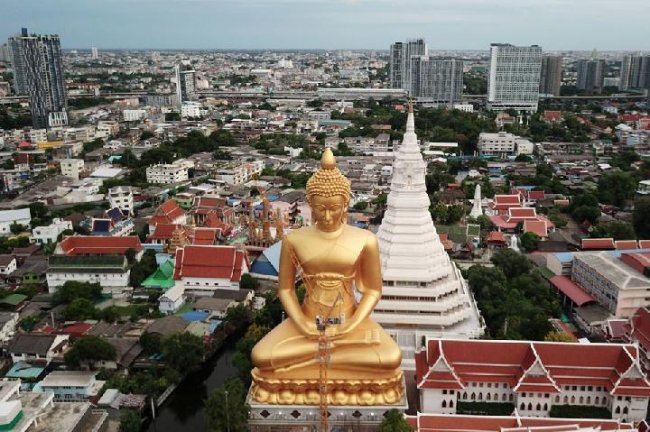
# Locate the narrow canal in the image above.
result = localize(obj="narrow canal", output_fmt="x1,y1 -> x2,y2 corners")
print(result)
147,347 -> 237,432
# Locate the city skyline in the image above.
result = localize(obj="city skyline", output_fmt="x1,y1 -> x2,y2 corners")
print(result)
2,0 -> 650,51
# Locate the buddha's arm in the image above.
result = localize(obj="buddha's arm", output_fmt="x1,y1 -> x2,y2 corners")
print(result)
277,238 -> 318,338
339,233 -> 382,336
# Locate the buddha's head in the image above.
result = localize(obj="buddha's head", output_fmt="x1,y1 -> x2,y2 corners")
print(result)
306,148 -> 351,232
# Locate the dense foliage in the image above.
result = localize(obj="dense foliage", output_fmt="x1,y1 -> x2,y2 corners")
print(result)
466,249 -> 560,340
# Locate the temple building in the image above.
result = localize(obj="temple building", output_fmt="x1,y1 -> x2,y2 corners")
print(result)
374,105 -> 484,369
415,339 -> 650,423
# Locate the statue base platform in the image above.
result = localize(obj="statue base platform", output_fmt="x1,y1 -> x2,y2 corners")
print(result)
250,367 -> 404,406
247,377 -> 408,432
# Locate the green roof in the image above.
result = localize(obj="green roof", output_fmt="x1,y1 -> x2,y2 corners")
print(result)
1,294 -> 28,306
142,261 -> 175,289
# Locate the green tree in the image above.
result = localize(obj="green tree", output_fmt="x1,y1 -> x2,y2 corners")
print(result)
162,332 -> 205,374
64,336 -> 117,369
53,281 -> 103,304
548,209 -> 568,229
206,378 -> 250,432
597,171 -> 637,208
490,249 -> 532,279
64,298 -> 99,321
140,332 -> 162,355
353,201 -> 369,211
140,131 -> 154,140
633,197 -> 650,239
125,248 -> 137,265
379,409 -> 413,432
239,274 -> 259,290
572,205 -> 601,225
445,205 -> 465,225
119,410 -> 141,432
9,222 -> 27,235
514,154 -> 533,162
520,232 -> 541,252
591,221 -> 636,240
129,249 -> 157,288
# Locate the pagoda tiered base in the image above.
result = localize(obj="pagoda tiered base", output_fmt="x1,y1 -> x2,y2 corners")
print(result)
250,367 -> 405,406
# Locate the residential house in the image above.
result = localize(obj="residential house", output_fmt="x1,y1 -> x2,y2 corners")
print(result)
35,371 -> 104,401
0,312 -> 18,345
8,333 -> 69,366
159,285 -> 186,315
6,256 -> 48,289
30,218 -> 72,245
0,255 -> 17,278
0,209 -> 31,235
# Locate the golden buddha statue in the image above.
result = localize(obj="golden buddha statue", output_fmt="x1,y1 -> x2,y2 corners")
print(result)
250,148 -> 404,406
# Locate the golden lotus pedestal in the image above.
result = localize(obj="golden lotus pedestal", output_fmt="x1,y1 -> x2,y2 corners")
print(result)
250,367 -> 404,406
248,368 -> 407,431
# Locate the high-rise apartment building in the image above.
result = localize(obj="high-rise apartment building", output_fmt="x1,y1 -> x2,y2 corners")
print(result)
409,57 -> 463,105
91,47 -> 98,60
487,43 -> 542,112
620,55 -> 650,91
389,38 -> 427,93
8,28 -> 67,128
174,64 -> 196,103
576,59 -> 605,92
539,55 -> 562,96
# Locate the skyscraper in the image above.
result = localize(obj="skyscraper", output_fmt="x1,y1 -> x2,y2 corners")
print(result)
8,28 -> 67,128
539,55 -> 563,96
487,43 -> 542,112
389,38 -> 427,94
174,64 -> 197,103
576,59 -> 605,92
620,55 -> 650,91
409,57 -> 463,106
374,105 -> 484,370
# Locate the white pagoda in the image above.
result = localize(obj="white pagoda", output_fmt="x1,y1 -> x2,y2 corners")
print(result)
374,104 -> 484,370
469,184 -> 483,218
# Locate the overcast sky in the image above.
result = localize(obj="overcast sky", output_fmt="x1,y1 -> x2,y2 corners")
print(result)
2,0 -> 648,51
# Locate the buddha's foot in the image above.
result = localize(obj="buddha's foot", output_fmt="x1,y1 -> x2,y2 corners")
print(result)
250,367 -> 404,406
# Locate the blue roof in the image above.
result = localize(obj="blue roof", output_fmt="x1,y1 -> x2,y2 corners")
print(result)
208,320 -> 222,333
606,248 -> 650,258
251,241 -> 282,276
182,311 -> 209,322
552,252 -> 575,263
106,207 -> 124,222
92,219 -> 111,233
5,361 -> 45,379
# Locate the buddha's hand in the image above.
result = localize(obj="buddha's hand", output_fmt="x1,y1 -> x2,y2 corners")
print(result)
298,320 -> 321,340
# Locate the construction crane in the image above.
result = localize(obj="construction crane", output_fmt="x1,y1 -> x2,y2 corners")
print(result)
315,292 -> 343,432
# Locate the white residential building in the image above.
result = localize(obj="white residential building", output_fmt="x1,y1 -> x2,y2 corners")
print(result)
0,312 -> 19,345
159,285 -> 186,315
59,159 -> 84,181
146,162 -> 189,184
31,218 -> 72,245
374,107 -> 484,370
478,131 -> 517,158
108,186 -> 134,215
215,161 -> 264,185
515,138 -> 534,155
0,209 -> 31,235
123,109 -> 147,122
8,334 -> 69,366
0,256 -> 16,277
487,43 -> 543,113
181,102 -> 203,118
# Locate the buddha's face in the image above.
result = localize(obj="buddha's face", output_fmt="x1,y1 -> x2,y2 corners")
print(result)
310,194 -> 347,232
